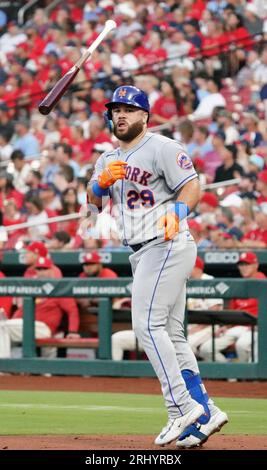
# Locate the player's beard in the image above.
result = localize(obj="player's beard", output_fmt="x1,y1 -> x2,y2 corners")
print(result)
113,120 -> 144,142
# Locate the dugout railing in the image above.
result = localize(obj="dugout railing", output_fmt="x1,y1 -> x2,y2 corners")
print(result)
2,249 -> 267,278
0,277 -> 266,379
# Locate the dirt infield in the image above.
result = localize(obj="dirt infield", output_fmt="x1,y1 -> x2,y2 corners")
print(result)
1,435 -> 267,450
1,375 -> 267,398
1,374 -> 267,450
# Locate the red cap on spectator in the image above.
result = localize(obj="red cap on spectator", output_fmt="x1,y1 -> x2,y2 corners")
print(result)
26,241 -> 48,257
35,256 -> 53,269
238,252 -> 258,264
200,192 -> 219,208
195,256 -> 204,270
258,170 -> 267,185
220,232 -> 233,239
255,150 -> 266,158
188,219 -> 202,231
206,224 -> 219,230
193,157 -> 205,170
82,251 -> 101,264
17,42 -> 28,51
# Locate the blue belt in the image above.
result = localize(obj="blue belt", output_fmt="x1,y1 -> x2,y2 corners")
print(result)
128,237 -> 158,253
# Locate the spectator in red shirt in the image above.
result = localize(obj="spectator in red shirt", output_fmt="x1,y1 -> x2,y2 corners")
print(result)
240,203 -> 267,248
90,86 -> 108,115
81,114 -> 112,163
70,125 -> 90,164
79,251 -> 117,280
199,251 -> 265,362
0,256 -> 79,358
184,0 -> 206,21
24,25 -> 46,61
224,11 -> 252,50
256,171 -> 267,205
24,241 -> 62,279
0,271 -> 13,319
229,251 -> 266,315
135,31 -> 167,72
0,170 -> 24,212
37,50 -> 59,88
202,20 -> 225,57
150,79 -> 181,126
19,69 -> 43,110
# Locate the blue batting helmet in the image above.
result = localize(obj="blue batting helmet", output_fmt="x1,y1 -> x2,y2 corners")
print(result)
105,86 -> 150,119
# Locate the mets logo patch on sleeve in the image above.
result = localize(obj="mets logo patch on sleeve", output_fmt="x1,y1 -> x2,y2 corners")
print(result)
177,152 -> 193,169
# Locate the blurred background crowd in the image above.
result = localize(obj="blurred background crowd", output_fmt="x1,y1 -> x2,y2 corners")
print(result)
0,0 -> 266,252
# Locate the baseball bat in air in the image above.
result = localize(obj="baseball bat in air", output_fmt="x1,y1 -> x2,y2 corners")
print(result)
38,19 -> 117,115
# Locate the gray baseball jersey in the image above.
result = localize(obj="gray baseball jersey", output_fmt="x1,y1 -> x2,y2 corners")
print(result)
90,131 -> 198,245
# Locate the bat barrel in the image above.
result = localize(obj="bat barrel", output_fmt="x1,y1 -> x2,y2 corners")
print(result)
39,102 -> 52,115
38,67 -> 79,115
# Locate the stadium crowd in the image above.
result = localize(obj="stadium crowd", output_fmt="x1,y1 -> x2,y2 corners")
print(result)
0,0 -> 266,250
0,1 -> 266,362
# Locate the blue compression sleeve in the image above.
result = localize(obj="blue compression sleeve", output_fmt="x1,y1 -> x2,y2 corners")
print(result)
174,201 -> 190,220
182,369 -> 210,425
92,182 -> 109,197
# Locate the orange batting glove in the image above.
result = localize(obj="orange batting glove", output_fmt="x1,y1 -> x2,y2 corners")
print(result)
98,161 -> 127,189
158,202 -> 189,241
158,213 -> 179,241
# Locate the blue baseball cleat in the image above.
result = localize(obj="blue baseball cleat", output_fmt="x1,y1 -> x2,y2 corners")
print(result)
176,407 -> 228,448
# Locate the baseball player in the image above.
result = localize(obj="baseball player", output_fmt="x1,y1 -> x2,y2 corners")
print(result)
87,85 -> 228,448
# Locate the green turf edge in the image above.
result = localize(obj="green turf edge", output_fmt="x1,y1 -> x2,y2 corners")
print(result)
0,391 -> 266,436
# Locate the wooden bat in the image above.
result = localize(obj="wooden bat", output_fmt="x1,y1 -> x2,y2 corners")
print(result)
38,20 -> 117,115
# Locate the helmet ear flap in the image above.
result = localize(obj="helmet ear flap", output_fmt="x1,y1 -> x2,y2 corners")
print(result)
103,110 -> 113,132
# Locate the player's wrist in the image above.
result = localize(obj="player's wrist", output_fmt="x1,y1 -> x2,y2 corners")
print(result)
92,181 -> 109,197
174,201 -> 190,221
